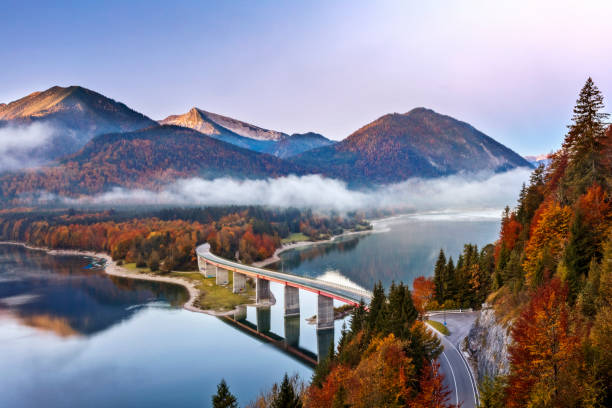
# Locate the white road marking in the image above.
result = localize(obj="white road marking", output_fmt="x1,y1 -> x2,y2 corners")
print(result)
442,350 -> 459,407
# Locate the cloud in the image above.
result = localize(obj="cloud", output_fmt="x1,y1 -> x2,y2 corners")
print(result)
53,168 -> 532,212
0,123 -> 55,171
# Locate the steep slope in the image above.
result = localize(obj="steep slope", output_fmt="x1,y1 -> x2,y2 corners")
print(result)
0,125 -> 304,200
0,85 -> 156,159
292,108 -> 532,183
159,107 -> 278,152
159,108 -> 333,157
272,132 -> 336,158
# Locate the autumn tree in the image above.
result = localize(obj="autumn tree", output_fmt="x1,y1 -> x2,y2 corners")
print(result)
507,278 -> 585,407
412,276 -> 435,316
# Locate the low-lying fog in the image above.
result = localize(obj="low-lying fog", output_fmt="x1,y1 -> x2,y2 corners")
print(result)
53,168 -> 532,213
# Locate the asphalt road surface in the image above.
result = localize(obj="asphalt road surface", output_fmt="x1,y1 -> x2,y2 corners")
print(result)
427,311 -> 480,408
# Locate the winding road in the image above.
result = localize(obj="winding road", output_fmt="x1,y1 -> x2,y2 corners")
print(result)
426,311 -> 480,408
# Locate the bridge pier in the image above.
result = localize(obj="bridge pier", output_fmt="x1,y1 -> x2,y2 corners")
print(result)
216,267 -> 229,285
317,295 -> 334,330
233,271 -> 246,293
256,307 -> 271,333
197,256 -> 206,276
256,278 -> 271,304
284,315 -> 300,347
234,305 -> 247,321
317,327 -> 335,363
284,285 -> 300,316
205,262 -> 216,278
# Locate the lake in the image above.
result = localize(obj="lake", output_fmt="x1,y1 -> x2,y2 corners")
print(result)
0,211 -> 501,407
0,244 -> 321,407
270,211 -> 501,290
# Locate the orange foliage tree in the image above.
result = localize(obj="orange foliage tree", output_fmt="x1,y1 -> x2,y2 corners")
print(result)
507,278 -> 585,407
412,276 -> 435,315
523,201 -> 572,287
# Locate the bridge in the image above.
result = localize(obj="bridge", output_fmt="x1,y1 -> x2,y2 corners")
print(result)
196,244 -> 372,330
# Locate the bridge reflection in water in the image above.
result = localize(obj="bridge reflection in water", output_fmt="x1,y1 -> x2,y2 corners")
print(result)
219,305 -> 335,366
196,243 -> 371,366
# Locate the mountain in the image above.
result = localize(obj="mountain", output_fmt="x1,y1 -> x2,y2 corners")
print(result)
272,132 -> 336,159
159,107 -> 333,157
291,108 -> 532,183
0,125 -> 303,200
0,85 -> 156,159
524,153 -> 552,167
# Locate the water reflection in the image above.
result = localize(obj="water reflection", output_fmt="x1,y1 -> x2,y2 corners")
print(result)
0,244 -> 314,407
0,244 -> 189,336
272,214 -> 501,289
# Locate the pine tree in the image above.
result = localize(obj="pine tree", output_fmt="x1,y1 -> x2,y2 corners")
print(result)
367,281 -> 387,333
349,299 -> 366,336
564,209 -> 596,301
433,249 -> 446,303
443,257 -> 456,306
563,77 -> 610,197
212,379 -> 238,408
271,374 -> 302,408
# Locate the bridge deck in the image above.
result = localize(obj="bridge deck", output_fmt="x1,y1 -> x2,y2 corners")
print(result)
196,244 -> 371,305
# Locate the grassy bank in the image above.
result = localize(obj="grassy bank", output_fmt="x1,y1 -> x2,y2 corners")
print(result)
122,263 -> 254,312
426,319 -> 450,335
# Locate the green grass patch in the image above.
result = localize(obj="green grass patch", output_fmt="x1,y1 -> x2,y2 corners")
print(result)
122,263 -> 254,312
427,320 -> 450,336
183,273 -> 255,312
122,262 -> 151,273
281,232 -> 310,244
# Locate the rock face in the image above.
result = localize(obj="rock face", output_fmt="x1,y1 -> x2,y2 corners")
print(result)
159,108 -> 334,157
466,307 -> 512,382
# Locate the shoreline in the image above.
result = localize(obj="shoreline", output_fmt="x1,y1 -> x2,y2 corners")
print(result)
0,241 -> 248,317
252,220 -> 389,268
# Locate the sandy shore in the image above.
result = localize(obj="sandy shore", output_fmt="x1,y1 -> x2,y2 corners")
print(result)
0,241 -> 245,317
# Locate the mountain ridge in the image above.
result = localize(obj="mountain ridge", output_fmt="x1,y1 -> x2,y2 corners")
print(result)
291,107 -> 532,183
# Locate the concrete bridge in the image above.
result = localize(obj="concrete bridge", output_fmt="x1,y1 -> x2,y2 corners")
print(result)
196,244 -> 372,330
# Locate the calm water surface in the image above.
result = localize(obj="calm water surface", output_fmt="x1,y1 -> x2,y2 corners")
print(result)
0,244 -> 317,408
0,212 -> 500,407
272,212 -> 501,290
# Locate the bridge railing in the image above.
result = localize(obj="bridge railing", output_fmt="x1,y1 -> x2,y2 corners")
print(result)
424,308 -> 473,314
197,243 -> 372,302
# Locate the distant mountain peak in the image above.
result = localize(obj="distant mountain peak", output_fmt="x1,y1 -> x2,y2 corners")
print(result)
291,108 -> 532,183
161,107 -> 287,142
0,85 -> 156,160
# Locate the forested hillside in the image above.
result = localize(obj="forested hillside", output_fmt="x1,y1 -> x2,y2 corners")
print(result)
0,125 -> 304,202
427,78 -> 612,407
291,108 -> 532,183
0,207 -> 368,269
0,85 -> 156,159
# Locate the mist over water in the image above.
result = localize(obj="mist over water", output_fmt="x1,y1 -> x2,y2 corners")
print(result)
50,167 -> 531,212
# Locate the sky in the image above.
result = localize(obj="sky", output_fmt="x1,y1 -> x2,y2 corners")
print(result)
2,0 -> 611,156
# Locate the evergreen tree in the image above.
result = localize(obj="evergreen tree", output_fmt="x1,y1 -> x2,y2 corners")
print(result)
433,249 -> 446,303
443,257 -> 456,305
271,374 -> 302,408
212,379 -> 238,408
349,299 -> 366,336
367,281 -> 387,333
563,77 -> 610,197
387,282 -> 418,338
564,209 -> 597,301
